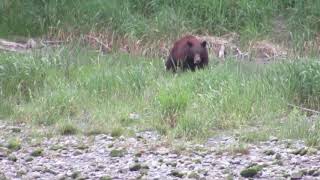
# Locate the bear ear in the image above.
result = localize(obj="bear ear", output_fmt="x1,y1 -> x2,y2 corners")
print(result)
187,41 -> 193,47
201,41 -> 207,48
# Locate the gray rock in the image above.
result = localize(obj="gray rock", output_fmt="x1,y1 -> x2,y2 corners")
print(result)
307,147 -> 318,155
25,156 -> 33,162
17,167 -> 28,176
100,176 -> 112,180
129,163 -> 141,171
275,153 -> 282,160
188,171 -> 200,179
169,170 -> 184,178
56,173 -> 68,180
0,121 -> 319,180
71,171 -> 81,179
166,161 -> 177,167
73,150 -> 83,156
9,126 -> 21,133
30,148 -> 43,157
0,172 -> 8,180
291,171 -> 304,179
312,170 -> 320,177
264,149 -> 275,156
29,172 -> 41,179
32,165 -> 44,172
7,155 -> 17,162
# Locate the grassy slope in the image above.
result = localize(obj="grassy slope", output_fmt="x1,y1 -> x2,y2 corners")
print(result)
1,46 -> 320,145
1,1 -> 320,44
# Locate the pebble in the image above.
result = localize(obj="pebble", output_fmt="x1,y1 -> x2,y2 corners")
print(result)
0,122 -> 318,179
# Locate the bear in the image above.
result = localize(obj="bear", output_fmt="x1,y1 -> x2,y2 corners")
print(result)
165,35 -> 209,72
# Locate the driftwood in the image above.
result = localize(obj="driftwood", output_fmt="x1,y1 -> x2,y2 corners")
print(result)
287,103 -> 320,114
84,35 -> 111,53
0,38 -> 68,53
0,38 -> 36,53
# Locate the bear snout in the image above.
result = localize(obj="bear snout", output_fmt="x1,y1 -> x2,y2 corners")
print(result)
194,54 -> 201,64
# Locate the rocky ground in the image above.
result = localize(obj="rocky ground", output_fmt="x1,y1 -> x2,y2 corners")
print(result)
0,122 -> 320,180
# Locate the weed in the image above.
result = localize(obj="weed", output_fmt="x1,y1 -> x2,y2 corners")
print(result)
110,127 -> 123,138
227,143 -> 250,155
6,138 -> 21,151
156,85 -> 191,128
1,47 -> 320,144
58,120 -> 78,135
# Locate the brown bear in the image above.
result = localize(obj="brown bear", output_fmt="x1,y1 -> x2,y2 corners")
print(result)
165,35 -> 209,72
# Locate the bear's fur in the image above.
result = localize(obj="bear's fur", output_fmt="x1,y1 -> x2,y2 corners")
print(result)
165,35 -> 208,72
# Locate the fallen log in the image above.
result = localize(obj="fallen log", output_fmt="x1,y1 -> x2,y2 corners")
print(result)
0,39 -> 36,53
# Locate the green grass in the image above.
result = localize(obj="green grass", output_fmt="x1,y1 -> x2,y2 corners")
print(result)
6,138 -> 21,151
1,47 -> 320,146
1,1 -> 320,52
58,120 -> 79,135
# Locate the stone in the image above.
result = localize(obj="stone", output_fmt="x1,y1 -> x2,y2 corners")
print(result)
275,153 -> 282,160
307,147 -> 318,155
307,169 -> 317,176
30,148 -> 43,157
263,149 -> 275,156
73,150 -> 82,156
0,172 -> 8,180
135,152 -> 142,157
291,171 -> 304,179
71,171 -> 81,179
56,173 -> 68,180
76,175 -> 89,180
77,145 -> 89,150
166,162 -> 177,167
188,171 -> 200,179
0,147 -> 9,157
25,156 -> 34,162
292,148 -> 307,156
129,163 -> 141,171
7,155 -> 17,162
100,176 -> 112,180
17,167 -> 28,176
269,136 -> 278,142
312,170 -> 320,177
10,127 -> 21,133
32,166 -> 44,172
169,170 -> 184,178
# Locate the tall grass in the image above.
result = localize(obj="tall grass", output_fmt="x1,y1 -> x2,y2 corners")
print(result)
1,0 -> 320,43
1,47 -> 320,144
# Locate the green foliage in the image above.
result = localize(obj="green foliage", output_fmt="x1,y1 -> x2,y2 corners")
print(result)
58,120 -> 79,135
29,86 -> 80,125
267,60 -> 320,110
277,109 -> 320,147
6,138 -> 21,151
1,0 -> 320,43
156,86 -> 190,120
110,127 -> 123,138
1,48 -> 320,143
0,53 -> 46,101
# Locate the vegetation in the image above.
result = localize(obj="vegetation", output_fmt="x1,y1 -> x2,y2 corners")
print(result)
0,48 -> 320,145
0,1 -> 320,146
1,1 -> 320,44
6,137 -> 21,151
